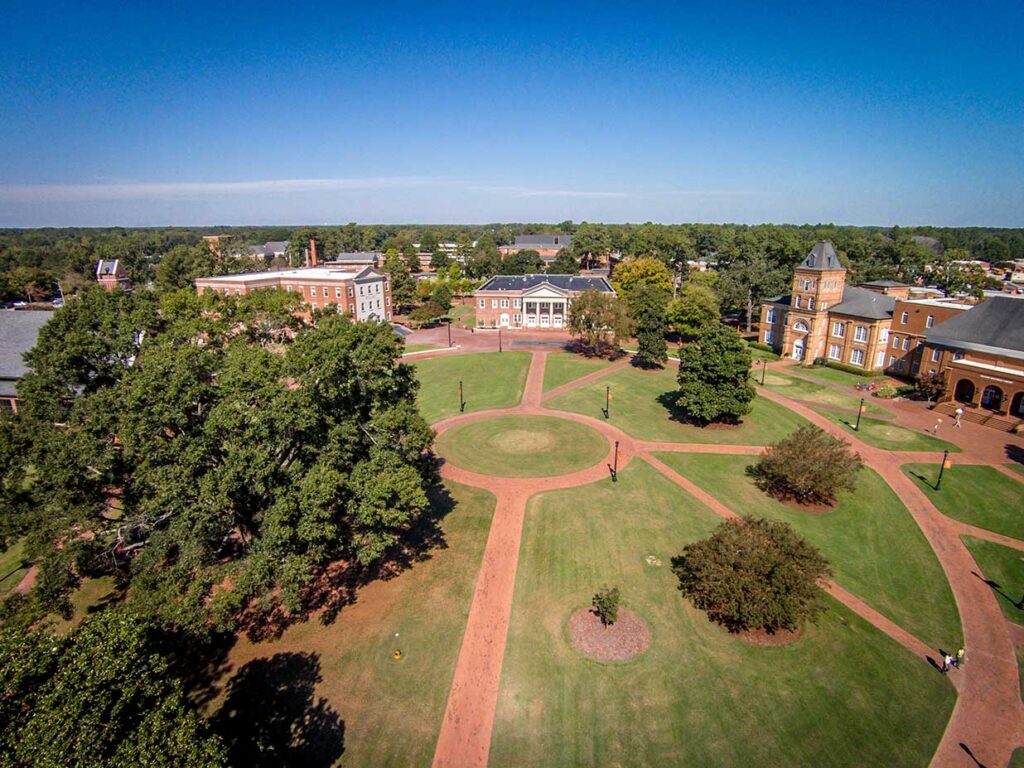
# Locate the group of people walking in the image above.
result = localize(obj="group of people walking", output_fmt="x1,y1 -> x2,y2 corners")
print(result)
941,648 -> 965,674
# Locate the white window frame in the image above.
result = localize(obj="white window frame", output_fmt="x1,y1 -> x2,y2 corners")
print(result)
807,297 -> 815,310
875,350 -> 886,367
764,329 -> 774,344
513,298 -> 522,308
854,325 -> 868,342
832,322 -> 845,338
926,315 -> 934,328
491,299 -> 498,309
900,311 -> 909,324
794,295 -> 801,308
879,328 -> 889,344
892,336 -> 900,349
850,348 -> 865,366
931,348 -> 940,362
828,343 -> 841,360
310,287 -> 317,297
766,308 -> 776,323
902,338 -> 910,350
336,287 -> 342,298
500,298 -> 509,308
479,299 -> 485,308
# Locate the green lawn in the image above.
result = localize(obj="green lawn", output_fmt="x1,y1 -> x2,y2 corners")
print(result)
0,539 -> 29,598
1008,463 -> 1024,477
746,343 -> 780,362
655,453 -> 961,651
214,480 -> 496,768
435,415 -> 608,477
412,351 -> 531,424
546,364 -> 808,444
813,409 -> 961,453
903,464 -> 1024,540
490,459 -> 954,768
403,344 -> 442,354
759,371 -> 890,418
542,351 -> 615,392
961,536 -> 1024,626
47,576 -> 118,635
797,365 -> 887,387
449,303 -> 476,329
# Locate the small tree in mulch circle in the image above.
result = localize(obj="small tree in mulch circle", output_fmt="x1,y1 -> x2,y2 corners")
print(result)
592,586 -> 621,626
749,424 -> 863,507
672,517 -> 831,634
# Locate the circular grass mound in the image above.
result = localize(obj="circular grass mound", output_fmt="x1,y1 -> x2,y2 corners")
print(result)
435,415 -> 608,477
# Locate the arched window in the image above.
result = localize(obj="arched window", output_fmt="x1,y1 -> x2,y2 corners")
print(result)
793,321 -> 809,333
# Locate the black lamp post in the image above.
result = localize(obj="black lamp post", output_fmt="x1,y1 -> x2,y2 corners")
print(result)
935,449 -> 951,491
760,359 -> 767,386
854,398 -> 865,431
604,386 -> 610,419
498,327 -> 502,353
459,380 -> 465,413
611,440 -> 619,482
446,318 -> 452,348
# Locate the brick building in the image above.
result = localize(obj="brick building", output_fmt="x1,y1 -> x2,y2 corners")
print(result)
884,298 -> 970,376
0,310 -> 52,412
96,259 -> 131,292
194,267 -> 392,322
474,274 -> 614,330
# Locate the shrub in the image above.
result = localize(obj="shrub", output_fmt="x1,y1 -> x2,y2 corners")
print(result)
592,586 -> 620,626
750,425 -> 863,505
914,373 -> 946,402
873,384 -> 899,399
747,341 -> 775,354
672,517 -> 831,633
408,301 -> 446,327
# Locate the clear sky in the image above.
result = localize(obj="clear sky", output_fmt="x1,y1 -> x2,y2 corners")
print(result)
1,0 -> 1022,227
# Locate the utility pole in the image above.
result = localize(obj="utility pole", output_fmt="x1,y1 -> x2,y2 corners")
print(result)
459,380 -> 465,413
935,449 -> 951,491
854,398 -> 865,431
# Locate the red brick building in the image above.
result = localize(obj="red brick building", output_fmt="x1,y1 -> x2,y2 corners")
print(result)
474,274 -> 615,330
96,259 -> 131,292
195,266 -> 392,322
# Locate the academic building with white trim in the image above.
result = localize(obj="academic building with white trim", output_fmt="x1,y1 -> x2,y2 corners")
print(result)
473,274 -> 615,330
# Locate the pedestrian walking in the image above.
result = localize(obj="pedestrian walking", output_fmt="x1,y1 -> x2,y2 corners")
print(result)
954,408 -> 963,428
941,653 -> 954,674
933,417 -> 942,435
956,648 -> 965,667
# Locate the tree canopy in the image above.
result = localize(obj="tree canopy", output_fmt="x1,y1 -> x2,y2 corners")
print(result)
751,425 -> 863,506
675,323 -> 754,424
567,289 -> 631,355
629,283 -> 670,367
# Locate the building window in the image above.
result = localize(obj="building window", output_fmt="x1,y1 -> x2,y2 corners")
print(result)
766,308 -> 776,323
386,296 -> 391,306
803,279 -> 811,290
879,328 -> 889,344
888,355 -> 895,367
926,315 -> 934,328
500,299 -> 509,308
491,299 -> 498,309
953,351 -> 964,360
930,348 -> 940,362
897,358 -> 906,371
828,344 -> 841,360
794,295 -> 801,308
892,336 -> 900,349
902,338 -> 909,350
513,313 -> 522,323
832,322 -> 845,338
876,350 -> 886,367
348,287 -> 354,297
336,287 -> 342,298
821,302 -> 828,309
850,349 -> 865,366
479,299 -> 485,308
514,298 -> 522,308
764,330 -> 774,344
854,326 -> 868,342
807,297 -> 815,310
900,311 -> 909,324
310,287 -> 317,297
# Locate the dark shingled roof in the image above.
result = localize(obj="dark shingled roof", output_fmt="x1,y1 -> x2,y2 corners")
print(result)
478,274 -> 613,293
799,241 -> 844,271
926,297 -> 1024,359
860,279 -> 908,288
829,285 -> 897,320
0,311 -> 53,383
513,234 -> 573,248
96,259 -> 120,276
328,251 -> 381,263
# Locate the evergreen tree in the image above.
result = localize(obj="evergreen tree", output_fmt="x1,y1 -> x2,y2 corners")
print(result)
629,283 -> 670,367
675,323 -> 754,423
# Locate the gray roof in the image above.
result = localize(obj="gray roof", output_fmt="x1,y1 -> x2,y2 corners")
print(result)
478,274 -> 614,293
926,297 -> 1024,359
513,234 -> 573,248
829,285 -> 897,320
246,241 -> 289,257
799,241 -> 843,271
96,259 -> 120,276
860,279 -> 908,288
328,251 -> 381,263
0,311 -> 53,382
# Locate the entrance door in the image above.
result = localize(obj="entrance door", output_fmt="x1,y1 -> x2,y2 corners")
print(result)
500,313 -> 510,327
792,339 -> 805,361
526,315 -> 537,328
553,315 -> 563,329
540,315 -> 550,328
981,385 -> 1003,410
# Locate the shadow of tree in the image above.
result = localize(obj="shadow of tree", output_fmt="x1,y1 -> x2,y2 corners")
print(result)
1006,444 -> 1024,466
235,481 -> 454,641
213,651 -> 345,768
656,391 -> 743,428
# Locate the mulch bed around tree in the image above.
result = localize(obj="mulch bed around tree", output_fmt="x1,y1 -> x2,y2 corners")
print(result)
732,626 -> 802,647
568,607 -> 651,661
775,496 -> 835,514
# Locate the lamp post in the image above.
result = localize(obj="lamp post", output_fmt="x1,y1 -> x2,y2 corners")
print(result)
498,327 -> 502,353
935,449 -> 951,491
854,398 -> 865,431
446,318 -> 452,348
611,440 -> 619,482
760,359 -> 767,386
604,386 -> 611,419
459,380 -> 465,413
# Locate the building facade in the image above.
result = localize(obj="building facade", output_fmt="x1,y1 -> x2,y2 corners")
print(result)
884,298 -> 970,376
96,259 -> 131,292
474,274 -> 614,330
195,267 -> 393,322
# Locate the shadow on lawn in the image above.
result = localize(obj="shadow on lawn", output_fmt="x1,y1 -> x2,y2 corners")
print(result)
214,651 -> 345,767
971,570 -> 1024,611
235,482 -> 454,642
656,391 -> 744,428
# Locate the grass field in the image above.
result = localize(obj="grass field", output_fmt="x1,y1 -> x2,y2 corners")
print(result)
759,371 -> 890,418
813,409 -> 961,453
412,351 -> 531,424
0,539 -> 29,598
546,364 -> 807,444
403,344 -> 442,354
1008,463 -> 1024,477
213,480 -> 496,768
961,536 -> 1024,626
903,464 -> 1024,540
542,351 -> 616,392
654,453 -> 961,650
746,343 -> 780,362
449,303 -> 476,329
489,459 -> 954,768
47,576 -> 118,635
435,415 -> 609,477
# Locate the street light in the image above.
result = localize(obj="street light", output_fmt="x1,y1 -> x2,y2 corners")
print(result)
854,398 -> 865,432
498,327 -> 502,353
446,318 -> 452,348
611,440 -> 619,482
603,386 -> 611,419
760,359 -> 767,386
459,380 -> 465,413
935,449 -> 952,491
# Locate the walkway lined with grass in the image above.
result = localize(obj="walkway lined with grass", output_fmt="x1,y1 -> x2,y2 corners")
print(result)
423,349 -> 1024,768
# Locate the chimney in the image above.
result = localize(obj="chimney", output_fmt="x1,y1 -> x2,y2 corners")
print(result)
310,239 -> 318,268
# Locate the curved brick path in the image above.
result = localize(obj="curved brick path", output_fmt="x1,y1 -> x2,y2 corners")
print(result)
430,349 -> 1024,768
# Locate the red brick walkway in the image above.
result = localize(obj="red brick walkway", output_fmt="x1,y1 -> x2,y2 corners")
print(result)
431,350 -> 1024,768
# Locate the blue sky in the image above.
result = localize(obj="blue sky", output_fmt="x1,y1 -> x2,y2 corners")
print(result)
1,0 -> 1022,227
